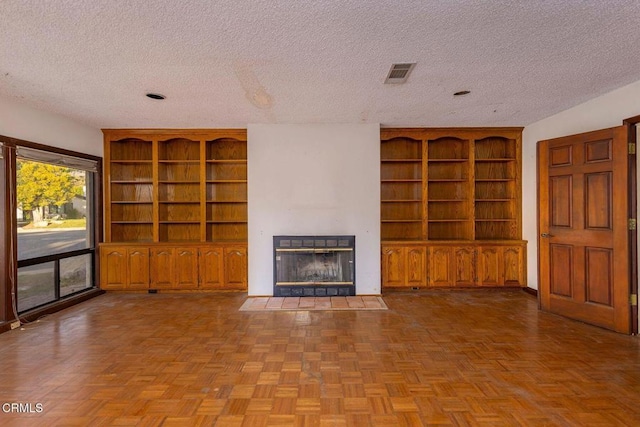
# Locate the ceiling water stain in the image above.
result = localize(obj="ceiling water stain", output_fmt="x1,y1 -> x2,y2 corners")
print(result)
233,62 -> 273,110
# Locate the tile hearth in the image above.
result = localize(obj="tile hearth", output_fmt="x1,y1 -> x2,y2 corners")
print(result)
239,296 -> 387,311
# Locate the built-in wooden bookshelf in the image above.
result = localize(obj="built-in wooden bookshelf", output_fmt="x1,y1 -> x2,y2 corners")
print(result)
380,128 -> 526,288
103,129 -> 247,243
157,137 -> 202,242
108,137 -> 154,242
205,138 -> 248,242
427,136 -> 473,240
380,137 -> 424,241
101,129 -> 248,291
474,136 -> 519,240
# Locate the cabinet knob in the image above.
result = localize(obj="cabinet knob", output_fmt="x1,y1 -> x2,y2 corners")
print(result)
540,233 -> 553,238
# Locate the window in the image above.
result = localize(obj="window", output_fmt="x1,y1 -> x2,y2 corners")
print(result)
0,137 -> 101,317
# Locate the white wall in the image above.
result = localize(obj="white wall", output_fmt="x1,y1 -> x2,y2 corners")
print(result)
522,78 -> 640,290
247,124 -> 381,296
0,95 -> 102,156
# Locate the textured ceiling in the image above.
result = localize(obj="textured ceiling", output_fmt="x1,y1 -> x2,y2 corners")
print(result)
2,1 -> 640,129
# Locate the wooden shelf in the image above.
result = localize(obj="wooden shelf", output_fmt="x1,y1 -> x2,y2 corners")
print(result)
100,129 -> 248,291
104,129 -> 248,244
110,160 -> 153,164
158,201 -> 201,204
380,136 -> 424,241
112,221 -> 153,224
110,180 -> 153,184
111,201 -> 153,204
158,160 -> 201,164
207,200 -> 247,203
381,159 -> 422,163
381,127 -> 522,242
158,182 -> 201,185
380,128 -> 525,289
159,221 -> 201,224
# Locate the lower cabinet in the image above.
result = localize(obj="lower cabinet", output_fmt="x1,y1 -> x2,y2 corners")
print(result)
100,243 -> 248,291
150,247 -> 200,290
100,246 -> 150,290
382,241 -> 526,289
381,246 -> 427,288
198,246 -> 248,290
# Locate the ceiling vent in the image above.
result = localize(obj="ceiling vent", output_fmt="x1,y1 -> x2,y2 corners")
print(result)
385,63 -> 416,84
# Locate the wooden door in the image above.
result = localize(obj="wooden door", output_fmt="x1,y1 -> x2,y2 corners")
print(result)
477,246 -> 501,286
151,247 -> 175,289
224,247 -> 248,289
406,246 -> 427,287
127,248 -> 150,290
100,247 -> 128,290
381,246 -> 406,288
199,247 -> 224,289
454,246 -> 476,287
429,246 -> 453,287
175,248 -> 199,289
538,126 -> 630,333
503,245 -> 525,286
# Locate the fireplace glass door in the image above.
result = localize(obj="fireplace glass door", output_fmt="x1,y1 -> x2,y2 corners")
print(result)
273,236 -> 355,296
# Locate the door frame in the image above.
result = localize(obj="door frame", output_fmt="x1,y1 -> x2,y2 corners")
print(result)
623,115 -> 639,335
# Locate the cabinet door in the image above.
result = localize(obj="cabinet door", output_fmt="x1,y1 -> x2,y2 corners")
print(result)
406,246 -> 427,287
224,247 -> 248,289
477,246 -> 501,287
429,246 -> 454,287
454,246 -> 476,287
175,248 -> 199,289
503,245 -> 525,286
199,247 -> 224,289
100,247 -> 128,290
151,248 -> 175,289
381,246 -> 406,287
127,248 -> 150,290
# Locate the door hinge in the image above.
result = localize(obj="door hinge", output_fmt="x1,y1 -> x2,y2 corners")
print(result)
629,218 -> 637,230
631,294 -> 638,307
629,143 -> 636,155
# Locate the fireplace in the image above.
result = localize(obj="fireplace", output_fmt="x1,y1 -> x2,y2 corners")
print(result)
273,235 -> 355,297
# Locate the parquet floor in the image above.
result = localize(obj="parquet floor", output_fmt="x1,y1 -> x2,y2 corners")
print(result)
0,290 -> 639,426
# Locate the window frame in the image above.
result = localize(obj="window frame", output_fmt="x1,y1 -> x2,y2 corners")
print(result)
0,135 -> 103,327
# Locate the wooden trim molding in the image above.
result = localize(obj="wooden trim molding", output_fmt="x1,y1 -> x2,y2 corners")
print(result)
623,115 -> 639,335
0,143 -> 13,325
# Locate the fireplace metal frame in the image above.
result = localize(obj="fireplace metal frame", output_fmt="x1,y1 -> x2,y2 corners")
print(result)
273,235 -> 355,297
